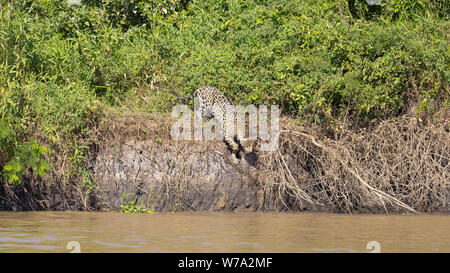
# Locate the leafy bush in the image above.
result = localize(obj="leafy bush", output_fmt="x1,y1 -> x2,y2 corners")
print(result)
383,0 -> 449,20
82,0 -> 189,30
119,193 -> 148,213
0,119 -> 50,185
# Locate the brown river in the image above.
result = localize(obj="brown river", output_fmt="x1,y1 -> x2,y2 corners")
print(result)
0,211 -> 448,253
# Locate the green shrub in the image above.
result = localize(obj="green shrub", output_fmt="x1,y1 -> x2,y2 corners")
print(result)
81,0 -> 189,30
1,0 -> 447,118
119,193 -> 148,213
383,0 -> 449,21
0,118 -> 50,185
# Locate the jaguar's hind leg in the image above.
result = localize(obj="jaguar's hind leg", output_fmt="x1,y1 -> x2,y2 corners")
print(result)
224,135 -> 242,160
234,135 -> 258,155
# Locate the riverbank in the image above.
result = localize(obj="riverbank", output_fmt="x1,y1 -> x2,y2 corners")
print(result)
1,110 -> 448,213
0,1 -> 448,213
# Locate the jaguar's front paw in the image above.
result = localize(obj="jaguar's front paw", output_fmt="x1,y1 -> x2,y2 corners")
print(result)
230,153 -> 240,164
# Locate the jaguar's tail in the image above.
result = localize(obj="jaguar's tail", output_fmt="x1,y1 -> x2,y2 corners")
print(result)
171,89 -> 194,103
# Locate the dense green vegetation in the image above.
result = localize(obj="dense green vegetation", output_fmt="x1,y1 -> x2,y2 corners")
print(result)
0,0 -> 448,185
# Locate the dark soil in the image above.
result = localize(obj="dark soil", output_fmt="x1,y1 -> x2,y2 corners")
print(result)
1,111 -> 448,213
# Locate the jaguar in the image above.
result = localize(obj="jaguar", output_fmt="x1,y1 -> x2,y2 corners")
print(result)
171,86 -> 256,159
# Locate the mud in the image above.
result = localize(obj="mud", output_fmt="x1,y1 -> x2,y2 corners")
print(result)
1,112 -> 448,213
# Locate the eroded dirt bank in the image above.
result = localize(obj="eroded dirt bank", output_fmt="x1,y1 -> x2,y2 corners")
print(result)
1,112 -> 449,213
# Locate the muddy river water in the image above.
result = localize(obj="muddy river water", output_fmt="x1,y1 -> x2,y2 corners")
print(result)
0,211 -> 448,253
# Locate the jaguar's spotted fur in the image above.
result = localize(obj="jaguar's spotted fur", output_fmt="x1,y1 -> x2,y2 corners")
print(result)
171,86 -> 255,158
